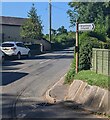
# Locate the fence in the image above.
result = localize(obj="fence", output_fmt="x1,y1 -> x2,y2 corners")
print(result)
92,48 -> 110,76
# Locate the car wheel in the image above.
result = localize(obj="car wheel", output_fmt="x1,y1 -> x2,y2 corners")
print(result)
17,53 -> 21,60
27,51 -> 31,58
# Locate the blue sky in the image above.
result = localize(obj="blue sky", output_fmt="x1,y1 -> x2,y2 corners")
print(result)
2,2 -> 74,34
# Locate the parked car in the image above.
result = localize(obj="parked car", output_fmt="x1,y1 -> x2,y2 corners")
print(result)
0,49 -> 5,63
1,42 -> 31,59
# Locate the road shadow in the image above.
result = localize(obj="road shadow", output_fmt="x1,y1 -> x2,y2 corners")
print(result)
1,93 -> 107,119
2,60 -> 24,70
1,72 -> 28,86
4,55 -> 36,62
2,66 -> 20,70
1,92 -> 108,120
17,100 -> 108,119
62,49 -> 74,52
2,61 -> 24,67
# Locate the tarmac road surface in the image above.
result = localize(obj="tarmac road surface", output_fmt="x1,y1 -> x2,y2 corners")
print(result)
1,48 -> 107,119
1,48 -> 74,118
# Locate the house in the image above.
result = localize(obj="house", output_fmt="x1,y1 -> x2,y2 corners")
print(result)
0,16 -> 26,42
0,16 -> 51,51
35,38 -> 51,51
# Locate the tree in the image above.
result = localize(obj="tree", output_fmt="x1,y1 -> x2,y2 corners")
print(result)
20,3 -> 43,42
57,26 -> 68,35
67,2 -> 110,39
65,2 -> 110,82
51,29 -> 57,35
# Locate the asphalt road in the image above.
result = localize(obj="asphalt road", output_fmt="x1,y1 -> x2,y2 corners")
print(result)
1,48 -> 74,118
0,48 -> 107,119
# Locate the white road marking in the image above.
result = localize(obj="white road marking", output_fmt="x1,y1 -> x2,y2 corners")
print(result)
39,59 -> 50,64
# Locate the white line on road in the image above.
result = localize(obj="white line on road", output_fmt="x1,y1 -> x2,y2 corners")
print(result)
39,59 -> 51,64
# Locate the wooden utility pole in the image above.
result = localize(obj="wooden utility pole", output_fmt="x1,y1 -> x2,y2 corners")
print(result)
49,0 -> 52,42
76,20 -> 79,74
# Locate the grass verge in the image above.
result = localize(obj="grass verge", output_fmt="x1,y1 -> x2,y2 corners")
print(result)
74,70 -> 110,90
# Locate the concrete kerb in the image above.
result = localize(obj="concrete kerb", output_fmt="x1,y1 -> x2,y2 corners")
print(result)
66,80 -> 110,116
45,76 -> 110,116
45,74 -> 67,104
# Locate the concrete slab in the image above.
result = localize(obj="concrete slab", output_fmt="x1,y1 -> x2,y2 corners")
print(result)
46,78 -> 110,116
76,85 -> 92,104
73,82 -> 88,102
90,87 -> 106,111
67,80 -> 83,100
49,84 -> 69,100
84,86 -> 98,107
99,90 -> 110,114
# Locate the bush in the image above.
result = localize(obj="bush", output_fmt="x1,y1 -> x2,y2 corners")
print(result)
78,33 -> 110,70
65,53 -> 76,84
78,33 -> 100,71
65,31 -> 110,84
79,33 -> 100,48
79,41 -> 92,70
51,42 -> 62,50
88,31 -> 106,42
65,68 -> 75,84
65,33 -> 103,84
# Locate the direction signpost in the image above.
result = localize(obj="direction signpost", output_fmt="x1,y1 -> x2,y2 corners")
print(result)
79,23 -> 95,31
75,23 -> 95,73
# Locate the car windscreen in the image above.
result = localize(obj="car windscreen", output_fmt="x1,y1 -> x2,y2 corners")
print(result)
2,43 -> 14,47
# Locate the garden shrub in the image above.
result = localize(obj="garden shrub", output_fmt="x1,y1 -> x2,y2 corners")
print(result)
65,31 -> 110,84
65,33 -> 103,84
78,34 -> 103,70
65,52 -> 76,84
79,41 -> 92,70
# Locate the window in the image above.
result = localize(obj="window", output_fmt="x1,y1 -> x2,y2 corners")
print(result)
16,43 -> 25,47
2,43 -> 14,47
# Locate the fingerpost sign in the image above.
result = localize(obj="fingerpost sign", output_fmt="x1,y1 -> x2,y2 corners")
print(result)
75,22 -> 95,74
79,23 -> 95,31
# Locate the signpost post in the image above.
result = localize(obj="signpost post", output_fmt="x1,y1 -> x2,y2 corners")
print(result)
76,21 -> 79,74
75,23 -> 95,74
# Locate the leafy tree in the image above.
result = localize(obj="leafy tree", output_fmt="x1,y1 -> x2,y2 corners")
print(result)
57,26 -> 68,35
67,2 -> 110,39
51,29 -> 57,35
43,26 -> 75,49
20,3 -> 43,42
65,2 -> 110,82
43,34 -> 49,40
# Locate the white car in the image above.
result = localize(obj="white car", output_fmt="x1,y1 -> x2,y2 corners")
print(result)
0,49 -> 5,63
1,42 -> 31,59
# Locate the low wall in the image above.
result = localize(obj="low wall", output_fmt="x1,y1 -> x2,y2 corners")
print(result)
67,80 -> 110,115
26,44 -> 41,56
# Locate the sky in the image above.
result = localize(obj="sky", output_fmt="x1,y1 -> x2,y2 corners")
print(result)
1,2 -> 74,34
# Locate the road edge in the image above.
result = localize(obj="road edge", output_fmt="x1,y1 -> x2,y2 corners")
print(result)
45,74 -> 66,103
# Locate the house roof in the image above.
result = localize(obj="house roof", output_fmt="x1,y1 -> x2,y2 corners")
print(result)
42,38 -> 51,44
0,16 -> 27,26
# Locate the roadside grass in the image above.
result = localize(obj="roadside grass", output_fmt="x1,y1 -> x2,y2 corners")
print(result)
93,111 -> 110,119
74,70 -> 110,90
